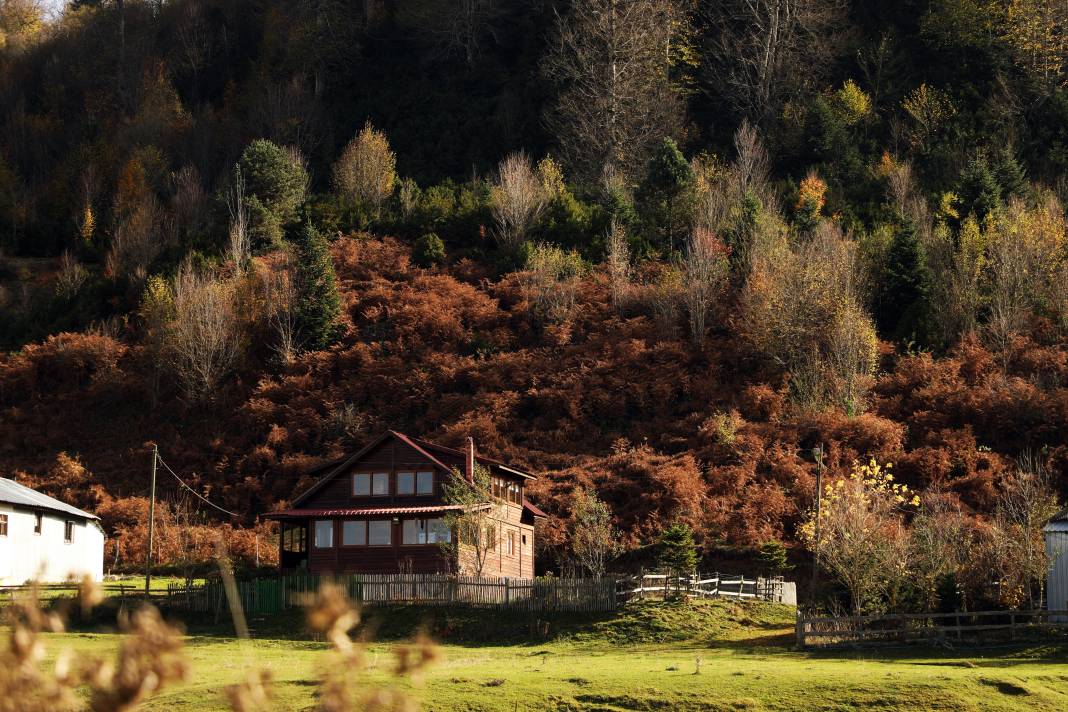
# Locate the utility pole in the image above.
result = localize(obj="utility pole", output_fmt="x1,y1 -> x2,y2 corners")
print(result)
145,444 -> 158,597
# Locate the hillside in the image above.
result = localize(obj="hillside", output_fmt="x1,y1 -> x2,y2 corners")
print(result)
1,0 -> 1068,601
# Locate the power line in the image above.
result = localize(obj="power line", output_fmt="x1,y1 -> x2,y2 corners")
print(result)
155,452 -> 238,518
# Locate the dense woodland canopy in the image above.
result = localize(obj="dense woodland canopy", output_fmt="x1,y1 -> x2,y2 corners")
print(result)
1,0 -> 1067,598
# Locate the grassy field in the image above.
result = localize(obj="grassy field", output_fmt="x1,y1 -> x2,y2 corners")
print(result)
37,599 -> 1068,711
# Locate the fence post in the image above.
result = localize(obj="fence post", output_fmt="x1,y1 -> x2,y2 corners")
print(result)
795,609 -> 805,648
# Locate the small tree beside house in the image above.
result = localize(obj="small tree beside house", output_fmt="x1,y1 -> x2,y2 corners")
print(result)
442,463 -> 498,578
569,488 -> 621,577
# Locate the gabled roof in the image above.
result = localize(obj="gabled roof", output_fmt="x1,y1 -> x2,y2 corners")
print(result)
0,478 -> 99,521
1045,508 -> 1068,532
290,431 -> 535,507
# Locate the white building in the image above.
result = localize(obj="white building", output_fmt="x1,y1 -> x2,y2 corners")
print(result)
1045,509 -> 1068,618
0,477 -> 105,585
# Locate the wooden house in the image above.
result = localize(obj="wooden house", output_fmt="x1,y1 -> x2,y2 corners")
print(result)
266,432 -> 546,577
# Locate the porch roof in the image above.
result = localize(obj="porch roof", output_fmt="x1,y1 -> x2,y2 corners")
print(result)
265,504 -> 467,520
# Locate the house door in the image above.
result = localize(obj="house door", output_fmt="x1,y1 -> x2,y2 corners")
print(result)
280,522 -> 308,571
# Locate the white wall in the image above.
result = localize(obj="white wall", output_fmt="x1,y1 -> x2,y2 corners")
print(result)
1046,530 -> 1068,620
0,504 -> 104,585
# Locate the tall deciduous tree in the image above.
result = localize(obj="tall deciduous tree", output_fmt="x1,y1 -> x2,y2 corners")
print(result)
442,463 -> 497,577
293,223 -> 341,351
700,0 -> 845,123
543,0 -> 681,184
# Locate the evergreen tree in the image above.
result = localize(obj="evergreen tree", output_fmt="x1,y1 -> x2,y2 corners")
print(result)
413,232 -> 446,267
657,522 -> 698,577
294,223 -> 341,351
637,138 -> 693,253
992,146 -> 1027,201
238,140 -> 309,251
877,217 -> 931,341
756,540 -> 792,576
956,156 -> 1001,223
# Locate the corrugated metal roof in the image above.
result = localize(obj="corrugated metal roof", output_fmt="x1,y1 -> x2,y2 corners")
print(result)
1045,508 -> 1068,532
265,505 -> 470,519
0,478 -> 99,520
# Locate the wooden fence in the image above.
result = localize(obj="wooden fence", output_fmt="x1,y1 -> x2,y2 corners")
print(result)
165,573 -> 618,617
796,609 -> 1068,648
617,573 -> 786,603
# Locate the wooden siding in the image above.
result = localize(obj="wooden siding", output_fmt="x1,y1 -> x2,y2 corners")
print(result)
291,433 -> 537,577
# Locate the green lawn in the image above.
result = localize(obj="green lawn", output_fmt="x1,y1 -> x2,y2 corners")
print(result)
37,599 -> 1068,711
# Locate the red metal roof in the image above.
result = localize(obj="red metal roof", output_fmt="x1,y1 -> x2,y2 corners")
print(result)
265,505 -> 465,519
523,499 -> 548,518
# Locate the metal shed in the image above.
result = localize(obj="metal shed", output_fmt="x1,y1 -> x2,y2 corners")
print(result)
1044,509 -> 1068,621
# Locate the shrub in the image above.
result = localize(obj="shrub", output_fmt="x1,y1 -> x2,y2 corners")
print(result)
413,232 -> 446,267
332,121 -> 397,221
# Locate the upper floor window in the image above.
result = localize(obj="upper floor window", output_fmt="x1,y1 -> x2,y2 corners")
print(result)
416,471 -> 434,495
372,472 -> 389,496
492,477 -> 523,504
397,472 -> 415,495
314,520 -> 334,548
34,512 -> 42,534
0,513 -> 7,536
353,473 -> 371,496
64,521 -> 75,543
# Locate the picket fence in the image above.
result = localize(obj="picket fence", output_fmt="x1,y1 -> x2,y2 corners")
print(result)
165,573 -> 618,617
796,609 -> 1068,648
617,573 -> 786,603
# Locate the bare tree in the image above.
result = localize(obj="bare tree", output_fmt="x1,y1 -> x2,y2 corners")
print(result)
54,251 -> 88,300
106,194 -> 166,283
682,227 -> 730,345
262,257 -> 298,364
409,0 -> 504,66
605,218 -> 631,309
226,167 -> 250,271
570,488 -> 621,577
992,454 -> 1061,608
491,152 -> 546,252
543,0 -> 681,183
701,0 -> 845,123
168,262 -> 241,402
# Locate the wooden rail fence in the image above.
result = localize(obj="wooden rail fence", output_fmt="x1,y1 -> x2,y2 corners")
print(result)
796,609 -> 1068,648
617,573 -> 787,603
165,573 -> 618,617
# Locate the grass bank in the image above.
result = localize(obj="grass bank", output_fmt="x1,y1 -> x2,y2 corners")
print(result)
43,599 -> 1068,711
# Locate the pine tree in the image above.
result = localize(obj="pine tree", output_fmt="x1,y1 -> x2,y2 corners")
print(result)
956,156 -> 1001,223
637,138 -> 693,252
294,223 -> 341,351
877,217 -> 931,341
756,540 -> 792,576
992,146 -> 1027,201
657,522 -> 698,578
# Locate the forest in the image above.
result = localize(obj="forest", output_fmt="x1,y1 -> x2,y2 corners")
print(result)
0,0 -> 1067,609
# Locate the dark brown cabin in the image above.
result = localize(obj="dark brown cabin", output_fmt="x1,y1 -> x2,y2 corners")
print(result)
266,431 -> 546,577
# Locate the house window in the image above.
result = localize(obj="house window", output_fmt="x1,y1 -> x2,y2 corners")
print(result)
416,471 -> 434,495
402,519 -> 423,545
372,472 -> 390,496
342,520 -> 367,546
0,514 -> 7,536
427,518 -> 451,544
64,521 -> 75,543
396,472 -> 415,496
486,525 -> 497,551
403,518 -> 451,544
314,520 -> 334,548
507,531 -> 516,556
283,526 -> 306,553
368,520 -> 392,546
34,512 -> 42,534
353,473 -> 371,496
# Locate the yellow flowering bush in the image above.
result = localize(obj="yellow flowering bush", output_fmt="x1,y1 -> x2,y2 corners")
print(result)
801,459 -> 919,614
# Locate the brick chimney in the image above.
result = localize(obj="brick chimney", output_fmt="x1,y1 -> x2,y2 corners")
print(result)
465,437 -> 476,482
